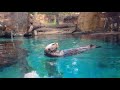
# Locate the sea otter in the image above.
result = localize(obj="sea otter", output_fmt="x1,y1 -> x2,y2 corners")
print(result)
44,43 -> 101,57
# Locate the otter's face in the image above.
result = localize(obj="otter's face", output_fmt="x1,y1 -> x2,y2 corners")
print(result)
45,43 -> 59,53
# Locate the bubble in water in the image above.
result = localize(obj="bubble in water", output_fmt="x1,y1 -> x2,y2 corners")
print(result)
72,62 -> 77,65
73,58 -> 78,61
49,62 -> 55,66
43,76 -> 48,78
73,42 -> 76,44
74,68 -> 78,72
38,56 -> 41,58
66,65 -> 70,68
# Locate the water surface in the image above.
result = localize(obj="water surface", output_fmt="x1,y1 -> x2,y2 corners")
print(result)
0,34 -> 120,78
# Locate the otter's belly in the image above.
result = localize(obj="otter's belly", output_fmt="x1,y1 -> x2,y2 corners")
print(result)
63,48 -> 86,56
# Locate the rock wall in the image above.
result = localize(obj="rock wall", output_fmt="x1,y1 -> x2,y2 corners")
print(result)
28,13 -> 52,28
10,12 -> 29,35
33,14 -> 46,25
33,14 -> 55,25
0,12 -> 29,36
77,12 -> 105,32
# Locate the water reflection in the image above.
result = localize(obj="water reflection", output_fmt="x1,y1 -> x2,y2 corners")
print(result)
103,34 -> 120,45
98,59 -> 120,69
44,58 -> 63,78
0,40 -> 29,69
34,34 -> 120,45
71,33 -> 120,45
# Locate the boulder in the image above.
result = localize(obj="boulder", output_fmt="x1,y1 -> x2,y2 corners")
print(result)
77,12 -> 105,32
24,33 -> 32,37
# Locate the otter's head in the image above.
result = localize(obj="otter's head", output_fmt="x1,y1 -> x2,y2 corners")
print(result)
44,43 -> 59,54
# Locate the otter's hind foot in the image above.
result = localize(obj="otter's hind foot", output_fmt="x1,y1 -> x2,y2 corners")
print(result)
90,44 -> 101,48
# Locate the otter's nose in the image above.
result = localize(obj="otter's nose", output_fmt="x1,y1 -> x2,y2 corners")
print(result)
56,43 -> 59,47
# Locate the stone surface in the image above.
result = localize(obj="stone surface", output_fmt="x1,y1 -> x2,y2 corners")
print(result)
77,12 -> 105,32
0,12 -> 29,35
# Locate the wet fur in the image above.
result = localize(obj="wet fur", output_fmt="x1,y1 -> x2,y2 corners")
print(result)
44,43 -> 101,57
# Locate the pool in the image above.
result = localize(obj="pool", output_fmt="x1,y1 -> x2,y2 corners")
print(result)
0,34 -> 120,78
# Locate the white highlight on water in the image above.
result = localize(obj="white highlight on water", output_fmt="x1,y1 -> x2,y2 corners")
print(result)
72,62 -> 77,65
66,65 -> 70,68
74,68 -> 78,72
73,42 -> 76,44
24,71 -> 40,78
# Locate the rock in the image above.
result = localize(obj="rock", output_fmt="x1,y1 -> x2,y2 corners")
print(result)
64,16 -> 78,23
0,30 -> 15,38
33,30 -> 38,36
77,12 -> 105,32
24,33 -> 32,37
0,23 -> 6,31
32,26 -> 41,30
3,32 -> 12,38
14,33 -> 24,37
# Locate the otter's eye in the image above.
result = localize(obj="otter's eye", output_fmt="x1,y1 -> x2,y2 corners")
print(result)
52,44 -> 55,45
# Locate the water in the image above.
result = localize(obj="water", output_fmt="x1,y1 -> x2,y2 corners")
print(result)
0,34 -> 120,78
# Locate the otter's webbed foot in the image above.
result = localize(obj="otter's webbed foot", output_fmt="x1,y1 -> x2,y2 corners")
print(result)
90,44 -> 101,48
96,46 -> 101,48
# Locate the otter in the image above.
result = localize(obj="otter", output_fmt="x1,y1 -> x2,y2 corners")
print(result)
44,43 -> 101,57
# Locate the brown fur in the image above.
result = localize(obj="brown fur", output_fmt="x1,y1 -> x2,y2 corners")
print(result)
45,43 -> 59,54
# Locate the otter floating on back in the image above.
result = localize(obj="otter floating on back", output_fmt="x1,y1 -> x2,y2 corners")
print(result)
44,43 -> 101,57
